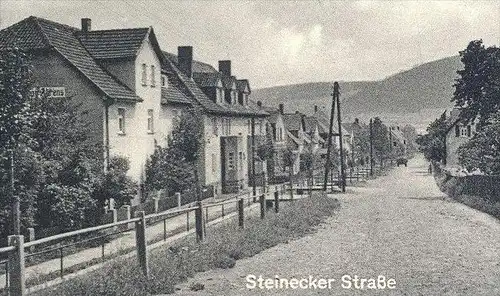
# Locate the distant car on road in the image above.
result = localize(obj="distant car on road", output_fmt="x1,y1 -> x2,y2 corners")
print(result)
396,158 -> 408,167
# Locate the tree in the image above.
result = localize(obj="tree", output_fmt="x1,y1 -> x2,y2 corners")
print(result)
416,112 -> 448,163
452,40 -> 500,128
402,124 -> 418,154
458,111 -> 500,175
371,117 -> 390,166
145,109 -> 203,197
351,120 -> 370,166
0,48 -> 136,236
0,48 -> 40,235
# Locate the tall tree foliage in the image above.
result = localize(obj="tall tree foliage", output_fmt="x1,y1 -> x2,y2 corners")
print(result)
458,111 -> 500,174
0,48 -> 135,237
452,40 -> 500,127
350,120 -> 370,166
416,112 -> 448,163
371,117 -> 390,165
145,109 -> 203,196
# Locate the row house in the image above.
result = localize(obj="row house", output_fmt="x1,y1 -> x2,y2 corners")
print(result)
343,118 -> 369,166
162,47 -> 268,194
312,106 -> 352,157
0,17 -> 193,205
444,108 -> 478,168
256,103 -> 288,180
282,110 -> 308,175
389,125 -> 408,158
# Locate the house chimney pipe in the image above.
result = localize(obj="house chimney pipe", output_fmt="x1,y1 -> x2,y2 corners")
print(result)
278,104 -> 284,115
314,105 -> 318,113
178,46 -> 193,78
81,18 -> 91,32
219,60 -> 231,77
257,101 -> 262,107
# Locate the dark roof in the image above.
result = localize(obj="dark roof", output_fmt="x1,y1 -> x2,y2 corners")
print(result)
163,52 -> 267,117
313,110 -> 342,135
163,51 -> 218,73
192,72 -> 221,88
283,113 -> 303,131
222,75 -> 236,89
76,28 -> 149,59
303,116 -> 318,134
161,84 -> 191,105
0,16 -> 140,102
236,79 -> 250,93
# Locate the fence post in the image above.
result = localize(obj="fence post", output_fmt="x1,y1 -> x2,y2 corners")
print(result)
134,211 -> 149,279
195,201 -> 204,242
238,198 -> 244,228
274,191 -> 279,213
8,235 -> 25,296
153,198 -> 159,213
259,194 -> 265,219
175,192 -> 181,208
27,228 -> 35,253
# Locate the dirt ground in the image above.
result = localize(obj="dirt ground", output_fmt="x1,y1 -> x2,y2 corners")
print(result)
173,155 -> 500,296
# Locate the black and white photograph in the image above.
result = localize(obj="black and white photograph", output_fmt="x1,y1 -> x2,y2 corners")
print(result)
0,0 -> 499,295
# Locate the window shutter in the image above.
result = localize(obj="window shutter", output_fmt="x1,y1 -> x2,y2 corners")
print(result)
467,125 -> 471,137
455,125 -> 460,137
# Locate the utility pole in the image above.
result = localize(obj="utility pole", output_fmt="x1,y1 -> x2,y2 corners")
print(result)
389,126 -> 393,165
369,118 -> 374,177
251,117 -> 256,199
336,82 -> 346,193
11,150 -> 20,235
323,83 -> 338,191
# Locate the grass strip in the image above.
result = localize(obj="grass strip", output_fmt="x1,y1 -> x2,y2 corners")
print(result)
33,192 -> 339,296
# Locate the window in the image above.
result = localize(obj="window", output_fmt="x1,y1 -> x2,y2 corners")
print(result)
222,118 -> 231,135
217,88 -> 224,103
212,118 -> 218,135
118,108 -> 126,134
212,153 -> 216,173
231,91 -> 237,104
141,63 -> 147,85
239,152 -> 243,170
228,152 -> 234,170
150,65 -> 156,87
161,75 -> 168,88
147,109 -> 154,133
455,125 -> 460,137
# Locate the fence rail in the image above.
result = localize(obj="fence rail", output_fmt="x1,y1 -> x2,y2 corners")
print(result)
0,171 -> 369,296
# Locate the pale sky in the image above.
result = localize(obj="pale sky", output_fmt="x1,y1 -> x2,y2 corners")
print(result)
1,0 -> 499,88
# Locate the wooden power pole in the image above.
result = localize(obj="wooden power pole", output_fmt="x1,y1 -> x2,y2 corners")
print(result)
251,118 -> 256,200
323,82 -> 339,191
336,82 -> 346,193
11,150 -> 20,235
369,118 -> 374,176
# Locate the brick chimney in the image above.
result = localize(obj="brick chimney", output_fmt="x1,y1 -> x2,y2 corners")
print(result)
257,101 -> 262,107
81,18 -> 91,32
278,104 -> 284,115
354,118 -> 359,125
178,46 -> 193,78
219,60 -> 231,76
314,105 -> 318,113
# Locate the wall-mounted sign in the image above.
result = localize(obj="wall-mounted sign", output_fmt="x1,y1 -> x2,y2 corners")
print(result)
30,87 -> 66,98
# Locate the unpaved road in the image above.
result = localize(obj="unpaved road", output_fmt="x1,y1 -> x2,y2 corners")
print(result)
175,155 -> 500,296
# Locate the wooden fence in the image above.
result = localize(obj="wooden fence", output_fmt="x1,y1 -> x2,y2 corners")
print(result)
0,169 -> 371,295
